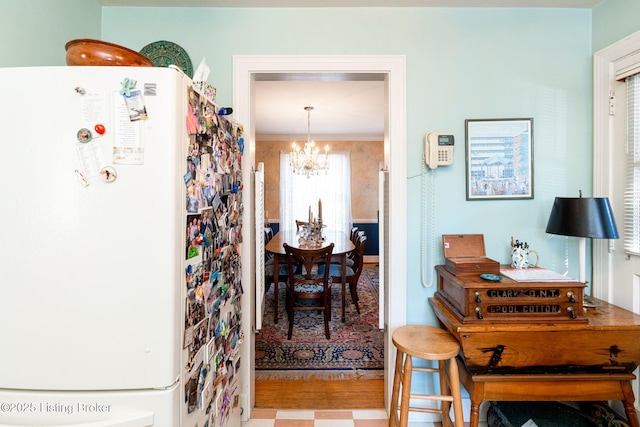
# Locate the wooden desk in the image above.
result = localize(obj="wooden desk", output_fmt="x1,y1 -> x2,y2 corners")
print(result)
265,229 -> 355,323
430,295 -> 640,427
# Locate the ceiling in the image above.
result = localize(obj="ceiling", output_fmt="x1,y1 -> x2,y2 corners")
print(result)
99,0 -> 602,7
254,76 -> 386,141
98,0 -> 603,139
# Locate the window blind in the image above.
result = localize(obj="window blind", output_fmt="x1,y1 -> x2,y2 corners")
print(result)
616,51 -> 640,81
625,73 -> 640,255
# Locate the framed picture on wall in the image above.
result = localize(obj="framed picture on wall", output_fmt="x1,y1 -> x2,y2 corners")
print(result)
465,118 -> 534,200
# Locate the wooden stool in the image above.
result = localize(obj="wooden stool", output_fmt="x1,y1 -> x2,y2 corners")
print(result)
389,325 -> 464,427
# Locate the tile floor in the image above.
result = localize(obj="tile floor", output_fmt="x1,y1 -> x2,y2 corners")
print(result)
242,409 -> 388,427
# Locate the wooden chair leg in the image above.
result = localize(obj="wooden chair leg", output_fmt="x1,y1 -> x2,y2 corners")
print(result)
274,279 -> 279,324
323,310 -> 330,339
349,282 -> 361,314
287,315 -> 294,340
323,291 -> 331,339
286,290 -> 294,340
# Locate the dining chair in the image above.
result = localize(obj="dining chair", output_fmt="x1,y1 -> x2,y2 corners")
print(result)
350,226 -> 359,243
318,227 -> 359,268
345,226 -> 362,265
341,228 -> 364,266
283,242 -> 335,340
264,227 -> 274,263
318,234 -> 367,316
264,227 -> 287,296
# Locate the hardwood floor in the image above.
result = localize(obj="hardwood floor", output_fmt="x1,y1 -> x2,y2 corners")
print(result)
255,377 -> 384,409
255,263 -> 384,411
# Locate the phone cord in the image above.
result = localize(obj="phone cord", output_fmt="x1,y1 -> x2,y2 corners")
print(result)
421,163 -> 436,288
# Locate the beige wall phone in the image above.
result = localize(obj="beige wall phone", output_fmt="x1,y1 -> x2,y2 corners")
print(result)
425,132 -> 454,169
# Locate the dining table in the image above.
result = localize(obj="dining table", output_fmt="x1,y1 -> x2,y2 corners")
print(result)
265,229 -> 355,324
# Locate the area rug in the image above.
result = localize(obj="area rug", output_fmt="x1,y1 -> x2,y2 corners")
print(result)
255,265 -> 384,380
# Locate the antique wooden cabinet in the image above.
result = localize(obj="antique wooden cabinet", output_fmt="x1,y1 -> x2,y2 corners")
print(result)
442,234 -> 500,276
431,291 -> 640,375
430,296 -> 640,427
435,265 -> 587,324
431,264 -> 640,427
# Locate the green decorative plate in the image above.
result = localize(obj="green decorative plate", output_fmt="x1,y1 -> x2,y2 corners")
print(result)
139,40 -> 193,78
480,273 -> 502,282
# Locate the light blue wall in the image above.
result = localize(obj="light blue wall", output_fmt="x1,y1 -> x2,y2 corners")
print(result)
593,0 -> 640,53
101,6 -> 592,325
0,0 -> 101,67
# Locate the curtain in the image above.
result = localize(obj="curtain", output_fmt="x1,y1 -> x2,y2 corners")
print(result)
280,150 -> 352,233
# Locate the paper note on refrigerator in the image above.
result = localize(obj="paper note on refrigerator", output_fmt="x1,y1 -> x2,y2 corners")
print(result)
75,140 -> 106,177
112,91 -> 144,165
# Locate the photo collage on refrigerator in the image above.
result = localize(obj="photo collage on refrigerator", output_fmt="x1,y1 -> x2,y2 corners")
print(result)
183,84 -> 244,427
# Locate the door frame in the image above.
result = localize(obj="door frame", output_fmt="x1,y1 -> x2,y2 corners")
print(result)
593,31 -> 640,303
594,29 -> 640,410
233,55 -> 407,421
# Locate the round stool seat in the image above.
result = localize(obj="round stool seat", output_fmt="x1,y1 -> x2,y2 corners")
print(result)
392,325 -> 460,360
389,325 -> 465,427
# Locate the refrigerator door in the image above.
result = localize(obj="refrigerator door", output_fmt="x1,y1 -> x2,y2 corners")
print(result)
0,383 -> 179,426
0,67 -> 186,391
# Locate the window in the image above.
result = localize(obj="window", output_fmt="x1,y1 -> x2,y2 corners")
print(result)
597,31 -> 640,410
626,74 -> 640,256
279,151 -> 352,233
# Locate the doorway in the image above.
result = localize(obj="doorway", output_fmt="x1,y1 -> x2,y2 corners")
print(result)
234,55 -> 407,421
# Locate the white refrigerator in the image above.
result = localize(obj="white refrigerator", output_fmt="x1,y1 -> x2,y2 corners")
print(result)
0,66 -> 244,427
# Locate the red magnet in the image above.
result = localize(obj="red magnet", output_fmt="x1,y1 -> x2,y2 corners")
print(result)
94,124 -> 106,135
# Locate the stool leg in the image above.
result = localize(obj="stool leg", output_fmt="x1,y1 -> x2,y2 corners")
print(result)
399,354 -> 413,427
448,356 -> 465,427
389,348 -> 404,427
438,360 -> 453,427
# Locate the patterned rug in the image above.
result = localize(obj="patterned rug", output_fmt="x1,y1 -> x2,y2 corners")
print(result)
255,265 -> 384,380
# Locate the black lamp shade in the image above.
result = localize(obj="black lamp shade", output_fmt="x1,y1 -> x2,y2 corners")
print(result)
545,197 -> 619,239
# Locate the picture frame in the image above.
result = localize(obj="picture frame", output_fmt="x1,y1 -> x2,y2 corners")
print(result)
465,118 -> 533,200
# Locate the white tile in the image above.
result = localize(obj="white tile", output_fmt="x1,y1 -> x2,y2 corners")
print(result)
241,419 -> 275,427
276,410 -> 315,419
352,409 -> 388,419
315,420 -> 354,427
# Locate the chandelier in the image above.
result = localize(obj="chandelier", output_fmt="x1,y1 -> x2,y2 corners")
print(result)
290,106 -> 329,177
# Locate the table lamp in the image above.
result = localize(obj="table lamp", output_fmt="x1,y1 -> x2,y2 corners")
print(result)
545,192 -> 619,305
